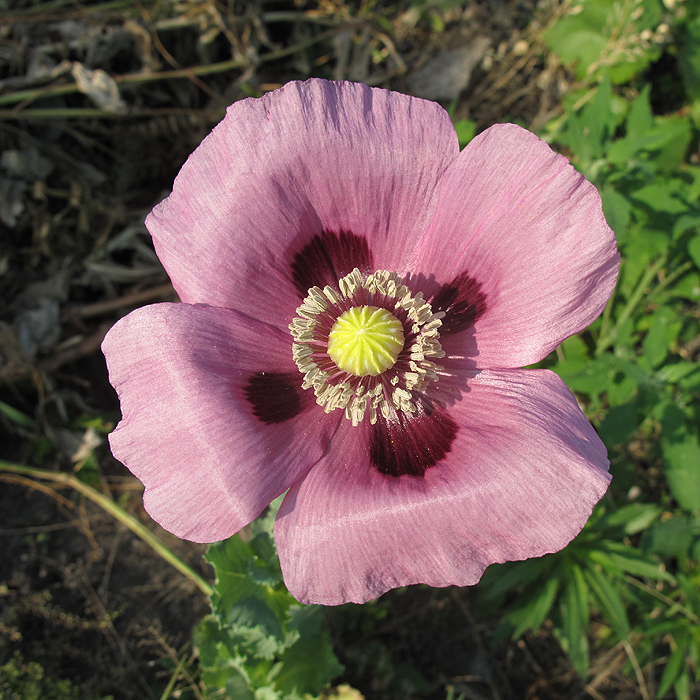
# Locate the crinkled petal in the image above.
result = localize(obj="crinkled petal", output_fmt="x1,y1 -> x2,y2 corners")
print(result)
413,124 -> 619,367
102,303 -> 339,542
147,79 -> 459,328
275,369 -> 610,605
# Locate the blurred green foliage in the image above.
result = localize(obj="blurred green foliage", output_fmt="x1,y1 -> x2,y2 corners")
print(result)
475,1 -> 700,697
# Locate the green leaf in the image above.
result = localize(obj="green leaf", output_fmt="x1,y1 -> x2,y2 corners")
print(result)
477,557 -> 554,608
227,597 -> 287,659
661,404 -> 700,511
276,607 -> 344,695
658,632 -> 689,699
643,306 -> 682,368
601,187 -> 631,242
506,574 -> 560,640
676,572 -> 700,612
555,352 -> 615,396
572,78 -> 616,164
454,119 -> 476,149
657,362 -> 699,384
688,233 -> 700,270
631,181 -> 689,215
668,272 -> 700,302
597,401 -> 643,448
596,503 -> 661,536
639,118 -> 692,171
208,535 -> 256,576
197,513 -> 342,700
543,0 -> 612,79
625,84 -> 654,142
0,401 -> 35,429
594,540 -> 674,581
674,668 -> 691,700
543,0 -> 661,84
194,616 -> 256,699
558,564 -> 590,676
678,15 -> 700,103
583,565 -> 630,638
642,517 -> 694,561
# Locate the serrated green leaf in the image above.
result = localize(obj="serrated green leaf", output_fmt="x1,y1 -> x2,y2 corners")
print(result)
248,533 -> 283,587
275,606 -> 343,695
254,687 -> 283,700
202,663 -> 255,700
197,512 -> 341,700
214,571 -> 262,619
208,536 -> 256,576
195,614 -> 236,667
227,597 -> 287,659
249,496 -> 284,539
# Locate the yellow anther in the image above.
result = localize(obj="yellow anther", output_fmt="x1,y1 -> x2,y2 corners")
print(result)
327,306 -> 404,377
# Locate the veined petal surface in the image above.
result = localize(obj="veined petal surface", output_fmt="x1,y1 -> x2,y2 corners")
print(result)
147,79 -> 459,329
413,124 -> 620,368
102,303 -> 339,542
274,369 -> 610,605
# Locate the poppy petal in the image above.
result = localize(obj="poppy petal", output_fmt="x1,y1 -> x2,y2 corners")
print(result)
102,302 -> 339,542
147,79 -> 459,329
413,123 -> 620,367
274,368 -> 609,605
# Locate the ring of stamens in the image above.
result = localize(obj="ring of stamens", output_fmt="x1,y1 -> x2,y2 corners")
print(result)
289,268 -> 445,426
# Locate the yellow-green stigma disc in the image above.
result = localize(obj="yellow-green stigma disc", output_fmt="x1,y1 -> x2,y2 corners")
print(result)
327,306 -> 405,377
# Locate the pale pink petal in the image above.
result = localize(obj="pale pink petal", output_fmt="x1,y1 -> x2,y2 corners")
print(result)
412,124 -> 620,367
147,79 -> 459,328
102,303 -> 339,542
275,369 -> 610,605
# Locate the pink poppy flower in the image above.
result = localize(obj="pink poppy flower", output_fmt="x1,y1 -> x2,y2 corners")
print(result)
102,79 -> 619,606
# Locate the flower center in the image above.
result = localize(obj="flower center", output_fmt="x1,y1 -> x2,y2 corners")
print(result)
289,268 -> 445,425
327,306 -> 404,377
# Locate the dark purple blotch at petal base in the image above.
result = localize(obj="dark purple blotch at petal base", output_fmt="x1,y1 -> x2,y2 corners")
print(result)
244,372 -> 306,424
370,407 -> 458,477
292,230 -> 373,297
431,272 -> 487,335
